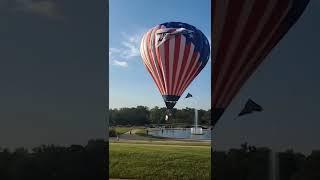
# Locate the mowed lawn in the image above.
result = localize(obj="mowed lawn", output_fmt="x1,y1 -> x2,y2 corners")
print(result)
114,127 -> 132,134
109,142 -> 211,180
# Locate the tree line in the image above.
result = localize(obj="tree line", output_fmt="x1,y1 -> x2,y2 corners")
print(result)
0,139 -> 107,180
213,143 -> 320,180
108,106 -> 211,126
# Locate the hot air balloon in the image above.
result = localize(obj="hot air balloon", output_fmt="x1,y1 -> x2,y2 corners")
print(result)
140,22 -> 210,110
212,0 -> 310,127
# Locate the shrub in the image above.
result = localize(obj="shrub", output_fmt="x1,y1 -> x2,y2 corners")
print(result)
109,128 -> 117,137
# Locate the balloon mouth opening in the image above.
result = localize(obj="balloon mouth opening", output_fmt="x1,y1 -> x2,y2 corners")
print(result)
165,101 -> 177,109
162,95 -> 180,109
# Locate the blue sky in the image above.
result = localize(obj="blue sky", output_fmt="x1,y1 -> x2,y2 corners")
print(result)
109,0 -> 211,110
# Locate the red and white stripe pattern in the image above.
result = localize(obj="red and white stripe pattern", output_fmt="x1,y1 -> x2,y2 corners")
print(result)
212,0 -> 308,124
140,25 -> 202,97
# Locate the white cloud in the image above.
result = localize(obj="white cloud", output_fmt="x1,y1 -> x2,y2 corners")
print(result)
112,60 -> 128,68
109,48 -> 121,55
109,30 -> 145,68
121,41 -> 140,59
119,32 -> 142,59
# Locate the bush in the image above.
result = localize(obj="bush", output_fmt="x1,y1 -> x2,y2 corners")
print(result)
109,128 -> 117,137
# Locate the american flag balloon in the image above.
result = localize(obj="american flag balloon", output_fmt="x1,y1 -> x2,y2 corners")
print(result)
140,22 -> 210,109
212,0 -> 310,127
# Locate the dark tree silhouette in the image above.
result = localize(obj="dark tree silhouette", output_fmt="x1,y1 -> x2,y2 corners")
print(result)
213,144 -> 320,180
0,139 -> 107,180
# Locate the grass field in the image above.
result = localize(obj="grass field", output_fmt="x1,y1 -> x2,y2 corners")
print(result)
109,142 -> 211,180
114,127 -> 132,134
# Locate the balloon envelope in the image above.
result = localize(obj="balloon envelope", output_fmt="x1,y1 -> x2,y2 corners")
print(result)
140,22 -> 210,109
212,0 -> 310,126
